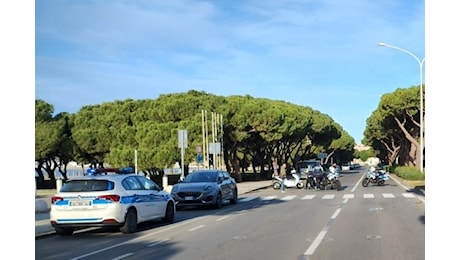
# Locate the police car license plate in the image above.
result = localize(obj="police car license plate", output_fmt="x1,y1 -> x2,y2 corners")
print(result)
70,200 -> 91,206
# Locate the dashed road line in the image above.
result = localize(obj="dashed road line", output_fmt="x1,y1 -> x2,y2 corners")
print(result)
188,225 -> 205,232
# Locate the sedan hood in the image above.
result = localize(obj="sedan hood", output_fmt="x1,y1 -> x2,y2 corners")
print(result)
173,182 -> 215,192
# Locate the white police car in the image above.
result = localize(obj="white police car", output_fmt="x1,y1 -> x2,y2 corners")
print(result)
50,173 -> 175,236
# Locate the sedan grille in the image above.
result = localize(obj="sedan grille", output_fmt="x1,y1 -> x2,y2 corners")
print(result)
177,192 -> 202,198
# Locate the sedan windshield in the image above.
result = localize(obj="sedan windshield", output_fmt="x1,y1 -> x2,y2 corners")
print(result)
183,171 -> 218,183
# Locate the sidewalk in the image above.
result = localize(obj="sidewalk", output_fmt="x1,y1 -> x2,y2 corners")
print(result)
35,180 -> 273,238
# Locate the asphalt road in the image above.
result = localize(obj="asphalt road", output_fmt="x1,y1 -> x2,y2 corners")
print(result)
36,169 -> 425,259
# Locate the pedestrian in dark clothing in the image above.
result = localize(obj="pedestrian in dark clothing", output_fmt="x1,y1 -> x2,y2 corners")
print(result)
280,163 -> 287,192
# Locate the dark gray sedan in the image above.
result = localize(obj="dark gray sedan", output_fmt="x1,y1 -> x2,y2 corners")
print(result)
171,170 -> 238,210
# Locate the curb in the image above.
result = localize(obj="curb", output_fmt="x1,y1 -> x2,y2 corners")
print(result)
388,174 -> 425,197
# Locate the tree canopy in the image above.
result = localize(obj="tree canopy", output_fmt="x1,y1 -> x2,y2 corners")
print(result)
363,85 -> 423,169
35,90 -> 356,181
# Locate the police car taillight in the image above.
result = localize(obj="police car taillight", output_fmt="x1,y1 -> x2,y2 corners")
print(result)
51,196 -> 64,204
97,195 -> 120,202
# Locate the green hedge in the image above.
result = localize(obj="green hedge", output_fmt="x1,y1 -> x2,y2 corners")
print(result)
393,166 -> 425,181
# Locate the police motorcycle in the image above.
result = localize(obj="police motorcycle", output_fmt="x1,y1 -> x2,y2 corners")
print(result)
361,166 -> 389,187
272,169 -> 305,189
324,165 -> 342,191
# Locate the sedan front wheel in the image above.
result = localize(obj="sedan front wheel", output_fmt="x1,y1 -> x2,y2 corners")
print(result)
230,188 -> 238,204
214,192 -> 223,209
162,201 -> 175,223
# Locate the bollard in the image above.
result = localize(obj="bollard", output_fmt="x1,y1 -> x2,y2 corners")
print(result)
56,178 -> 63,192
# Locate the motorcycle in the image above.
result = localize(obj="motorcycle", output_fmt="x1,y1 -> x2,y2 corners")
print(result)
362,167 -> 389,187
324,169 -> 342,191
272,170 -> 305,189
305,166 -> 327,190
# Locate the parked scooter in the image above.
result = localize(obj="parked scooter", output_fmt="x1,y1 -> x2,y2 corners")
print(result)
272,170 -> 305,189
362,166 -> 389,187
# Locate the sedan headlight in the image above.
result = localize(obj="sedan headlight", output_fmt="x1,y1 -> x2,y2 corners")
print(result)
204,184 -> 213,191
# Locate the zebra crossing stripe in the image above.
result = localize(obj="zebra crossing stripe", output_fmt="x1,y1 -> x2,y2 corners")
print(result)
239,196 -> 258,202
322,194 -> 335,199
382,193 -> 395,198
302,195 -> 316,200
281,195 -> 297,200
402,193 -> 416,198
343,194 -> 354,199
239,193 -> 418,202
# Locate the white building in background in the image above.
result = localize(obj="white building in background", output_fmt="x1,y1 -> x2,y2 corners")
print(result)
354,143 -> 370,151
365,157 -> 380,166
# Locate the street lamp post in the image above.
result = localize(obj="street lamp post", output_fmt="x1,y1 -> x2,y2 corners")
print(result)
378,43 -> 425,173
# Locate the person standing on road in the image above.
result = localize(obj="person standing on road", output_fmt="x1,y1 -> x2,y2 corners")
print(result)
280,163 -> 287,193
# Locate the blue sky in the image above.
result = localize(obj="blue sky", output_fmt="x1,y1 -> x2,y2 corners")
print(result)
34,0 -> 425,144
3,1 -> 460,254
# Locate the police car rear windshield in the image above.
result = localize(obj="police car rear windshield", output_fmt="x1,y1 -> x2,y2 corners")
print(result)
60,180 -> 114,192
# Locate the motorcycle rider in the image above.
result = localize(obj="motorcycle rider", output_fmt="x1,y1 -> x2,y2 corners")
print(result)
307,165 -> 323,189
329,163 -> 337,174
368,165 -> 377,179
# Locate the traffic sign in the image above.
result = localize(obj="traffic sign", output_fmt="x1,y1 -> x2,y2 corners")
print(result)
317,153 -> 327,159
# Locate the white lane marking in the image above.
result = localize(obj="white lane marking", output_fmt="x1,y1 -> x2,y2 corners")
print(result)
239,196 -> 258,202
352,173 -> 367,192
382,193 -> 395,198
247,193 -> 418,202
343,194 -> 354,199
389,174 -> 410,190
389,174 -> 425,204
322,194 -> 335,199
70,216 -> 208,260
112,253 -> 133,260
189,225 -> 205,232
301,195 -> 316,200
304,230 -> 327,255
216,216 -> 229,221
281,195 -> 297,200
262,196 -> 277,200
402,193 -> 416,198
304,195 -> 349,256
363,193 -> 374,199
331,208 -> 342,219
148,238 -> 171,247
